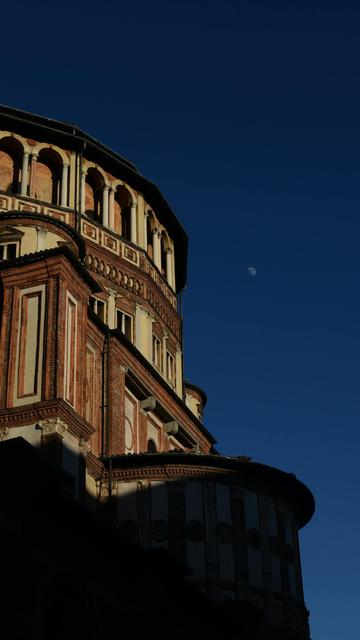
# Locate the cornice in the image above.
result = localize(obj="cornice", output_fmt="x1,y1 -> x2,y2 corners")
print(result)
86,450 -> 104,478
0,398 -> 95,441
0,210 -> 86,258
0,244 -> 101,293
84,250 -> 181,341
100,452 -> 315,528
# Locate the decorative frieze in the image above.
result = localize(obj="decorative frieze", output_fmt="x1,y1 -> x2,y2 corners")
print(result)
216,522 -> 233,544
17,200 -> 40,213
45,208 -> 68,224
0,195 -> 11,210
0,193 -> 71,223
144,258 -> 176,306
84,252 -> 143,296
147,287 -> 180,339
122,244 -> 139,266
82,221 -> 98,241
104,464 -> 241,482
103,232 -> 118,253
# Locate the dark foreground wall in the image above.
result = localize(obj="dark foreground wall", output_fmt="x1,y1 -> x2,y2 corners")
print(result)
0,438 -> 265,640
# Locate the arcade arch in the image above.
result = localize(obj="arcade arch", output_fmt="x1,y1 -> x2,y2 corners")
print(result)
114,185 -> 132,240
34,148 -> 62,205
0,137 -> 23,194
85,167 -> 104,222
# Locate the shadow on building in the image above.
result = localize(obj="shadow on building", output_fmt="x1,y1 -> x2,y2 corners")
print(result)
0,105 -> 314,640
0,437 -> 264,640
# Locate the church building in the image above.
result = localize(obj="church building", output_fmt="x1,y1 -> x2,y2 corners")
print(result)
0,105 -> 314,639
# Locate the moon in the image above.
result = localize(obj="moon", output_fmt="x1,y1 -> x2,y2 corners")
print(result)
248,266 -> 257,277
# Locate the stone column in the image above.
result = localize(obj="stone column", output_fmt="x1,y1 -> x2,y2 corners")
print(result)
102,185 -> 109,227
162,334 -> 168,375
20,151 -> 29,196
80,169 -> 86,214
36,226 -> 47,251
29,153 -> 38,198
143,211 -> 148,250
135,304 -> 152,360
60,163 -> 69,207
109,187 -> 115,229
107,289 -> 116,329
153,228 -> 161,269
175,350 -> 183,396
131,202 -> 137,244
166,248 -> 173,288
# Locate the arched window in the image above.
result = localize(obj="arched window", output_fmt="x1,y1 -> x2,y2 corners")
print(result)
85,168 -> 103,222
35,148 -> 62,205
115,186 -> 132,241
147,439 -> 157,453
0,137 -> 23,194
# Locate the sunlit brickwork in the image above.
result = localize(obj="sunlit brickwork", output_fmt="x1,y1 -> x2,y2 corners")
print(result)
0,105 -> 314,639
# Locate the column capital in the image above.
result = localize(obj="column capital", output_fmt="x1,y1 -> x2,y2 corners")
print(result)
79,438 -> 91,457
0,426 -> 9,441
165,246 -> 173,254
31,152 -> 38,160
36,417 -> 68,437
103,184 -> 110,192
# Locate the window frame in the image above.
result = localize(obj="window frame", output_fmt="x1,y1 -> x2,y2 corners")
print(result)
152,334 -> 162,370
166,350 -> 175,385
0,241 -> 19,261
116,309 -> 133,342
90,296 -> 107,323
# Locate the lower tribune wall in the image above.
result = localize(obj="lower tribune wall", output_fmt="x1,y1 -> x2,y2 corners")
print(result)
99,455 -> 313,639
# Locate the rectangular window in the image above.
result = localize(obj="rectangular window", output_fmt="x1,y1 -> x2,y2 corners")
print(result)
152,335 -> 161,369
0,242 -> 18,261
90,297 -> 106,323
166,351 -> 175,384
116,310 -> 132,341
7,243 -> 17,259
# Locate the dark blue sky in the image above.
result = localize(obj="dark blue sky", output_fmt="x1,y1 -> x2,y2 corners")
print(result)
4,1 -> 360,636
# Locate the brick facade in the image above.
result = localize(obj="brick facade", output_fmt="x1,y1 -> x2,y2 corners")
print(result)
0,106 -> 314,639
